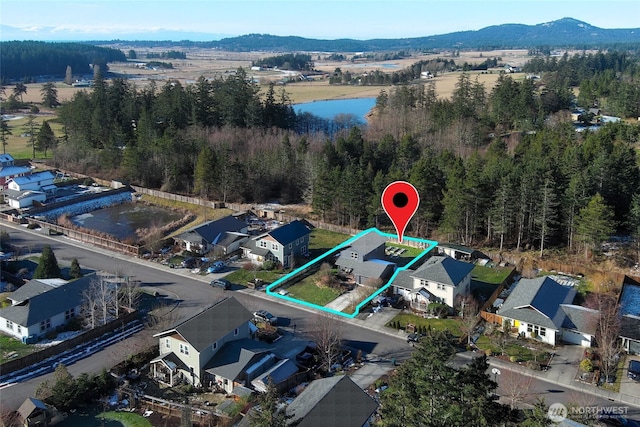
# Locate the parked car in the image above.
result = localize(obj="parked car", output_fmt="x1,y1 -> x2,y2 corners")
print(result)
407,333 -> 425,344
390,295 -> 407,309
628,360 -> 640,381
207,261 -> 225,273
181,257 -> 196,269
253,310 -> 278,325
210,279 -> 231,290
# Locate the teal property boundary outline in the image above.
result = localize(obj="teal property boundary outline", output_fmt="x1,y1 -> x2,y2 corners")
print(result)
266,228 -> 438,318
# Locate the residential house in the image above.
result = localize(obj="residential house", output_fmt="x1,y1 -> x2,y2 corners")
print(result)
151,297 -> 296,394
174,215 -> 248,255
242,220 -> 311,268
497,276 -> 597,347
285,375 -> 378,427
436,243 -> 489,262
17,397 -> 52,427
7,170 -> 56,193
334,230 -> 395,285
0,276 -> 92,341
391,255 -> 474,311
0,154 -> 31,190
3,190 -> 47,209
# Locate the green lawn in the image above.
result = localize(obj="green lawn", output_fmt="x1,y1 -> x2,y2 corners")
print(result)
471,265 -> 513,284
98,411 -> 152,427
224,268 -> 283,286
308,229 -> 350,256
386,243 -> 425,258
0,335 -> 38,364
475,336 -> 550,362
386,313 -> 463,337
285,276 -> 343,306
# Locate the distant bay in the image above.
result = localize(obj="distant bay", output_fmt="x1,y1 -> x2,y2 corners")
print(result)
294,97 -> 376,123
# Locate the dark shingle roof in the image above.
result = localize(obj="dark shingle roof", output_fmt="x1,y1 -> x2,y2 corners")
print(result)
177,216 -> 246,245
155,297 -> 253,352
0,276 -> 94,327
498,277 -> 576,329
344,231 -> 387,257
410,256 -> 474,287
267,220 -> 311,245
17,397 -> 48,420
561,304 -> 598,335
620,315 -> 640,341
286,375 -> 377,427
204,338 -> 271,381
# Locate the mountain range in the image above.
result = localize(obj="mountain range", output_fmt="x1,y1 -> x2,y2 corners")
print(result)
2,18 -> 639,51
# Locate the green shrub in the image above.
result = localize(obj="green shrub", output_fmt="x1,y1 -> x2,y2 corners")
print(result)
485,349 -> 493,357
509,355 -> 518,363
527,361 -> 541,371
64,317 -> 82,331
27,223 -> 40,229
45,330 -> 58,340
580,358 -> 593,372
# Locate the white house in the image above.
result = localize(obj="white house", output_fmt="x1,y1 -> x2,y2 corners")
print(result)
0,277 -> 91,341
497,276 -> 597,347
391,255 -> 474,311
3,190 -> 47,209
242,220 -> 311,268
7,170 -> 56,193
0,154 -> 31,190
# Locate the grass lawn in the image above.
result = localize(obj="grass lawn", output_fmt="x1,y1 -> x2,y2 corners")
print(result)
386,313 -> 463,337
224,268 -> 283,286
98,411 -> 152,427
471,265 -> 513,284
0,335 -> 38,364
386,243 -> 425,258
285,275 -> 343,306
308,229 -> 350,257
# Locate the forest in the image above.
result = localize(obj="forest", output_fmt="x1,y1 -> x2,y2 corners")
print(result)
0,41 -> 127,82
13,50 -> 640,257
252,53 -> 314,71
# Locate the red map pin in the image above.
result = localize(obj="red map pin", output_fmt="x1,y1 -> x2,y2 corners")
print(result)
381,181 -> 420,243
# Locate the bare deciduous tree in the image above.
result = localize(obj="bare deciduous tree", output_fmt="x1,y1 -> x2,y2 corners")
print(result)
81,275 -> 117,328
499,369 -> 535,410
308,313 -> 344,372
585,291 -> 621,382
459,295 -> 480,345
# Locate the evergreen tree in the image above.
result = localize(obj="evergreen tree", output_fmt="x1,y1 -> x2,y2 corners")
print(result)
41,82 -> 59,108
0,116 -> 12,154
36,120 -> 57,157
193,145 -> 216,197
33,244 -> 62,279
64,65 -> 73,85
249,379 -> 292,427
576,193 -> 616,259
69,258 -> 83,279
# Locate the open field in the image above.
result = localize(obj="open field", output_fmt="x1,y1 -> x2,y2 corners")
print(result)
2,113 -> 64,159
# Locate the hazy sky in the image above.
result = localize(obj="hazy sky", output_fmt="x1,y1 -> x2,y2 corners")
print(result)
2,0 -> 639,40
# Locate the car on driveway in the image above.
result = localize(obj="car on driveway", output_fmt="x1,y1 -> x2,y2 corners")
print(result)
253,310 -> 278,325
210,278 -> 231,290
628,360 -> 640,381
407,333 -> 425,344
207,261 -> 225,274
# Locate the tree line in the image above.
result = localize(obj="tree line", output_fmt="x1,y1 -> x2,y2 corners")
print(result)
329,58 -> 457,85
0,41 -> 126,82
41,51 -> 640,257
252,53 -> 314,71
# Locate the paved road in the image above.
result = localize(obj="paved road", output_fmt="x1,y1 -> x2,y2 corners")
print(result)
0,224 -> 412,410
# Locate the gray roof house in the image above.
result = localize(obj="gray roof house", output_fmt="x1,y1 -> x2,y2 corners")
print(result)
0,276 -> 93,341
242,220 -> 311,268
18,397 -> 51,427
335,231 -> 395,285
620,315 -> 640,354
285,375 -> 378,427
174,215 -> 248,255
151,297 -> 294,393
497,277 -> 596,346
392,255 -> 474,310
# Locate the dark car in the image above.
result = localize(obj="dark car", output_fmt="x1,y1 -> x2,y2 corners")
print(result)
210,279 -> 231,290
628,360 -> 640,381
390,295 -> 407,309
181,257 -> 197,268
407,333 -> 425,344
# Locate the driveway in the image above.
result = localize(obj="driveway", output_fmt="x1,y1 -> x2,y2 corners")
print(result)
620,354 -> 640,407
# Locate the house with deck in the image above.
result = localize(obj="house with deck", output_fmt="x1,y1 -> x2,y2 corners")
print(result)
391,255 -> 474,311
334,230 -> 395,286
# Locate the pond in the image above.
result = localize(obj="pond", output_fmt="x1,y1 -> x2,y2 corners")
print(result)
71,203 -> 184,241
294,97 -> 376,122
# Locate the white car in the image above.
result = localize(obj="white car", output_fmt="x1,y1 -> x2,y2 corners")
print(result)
253,310 -> 278,325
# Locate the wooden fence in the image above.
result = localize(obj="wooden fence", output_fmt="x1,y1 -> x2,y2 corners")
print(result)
0,311 -> 140,375
140,394 -> 230,426
480,311 -> 503,326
